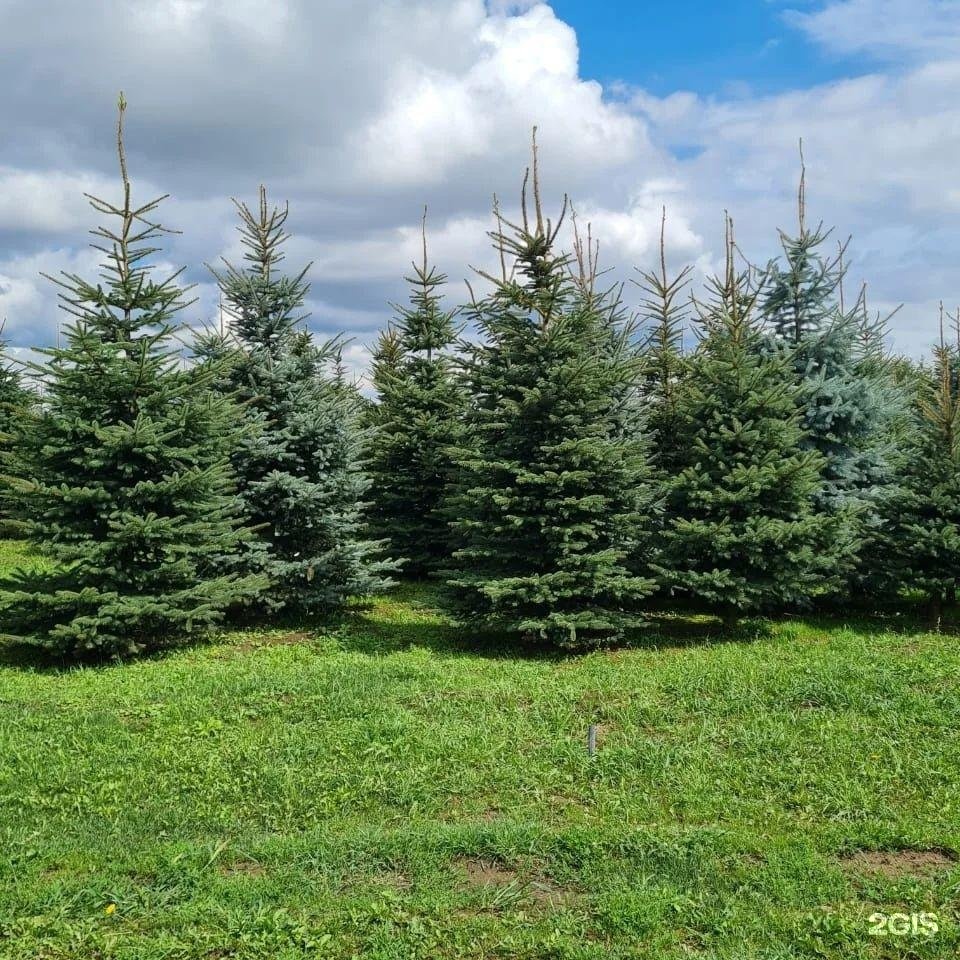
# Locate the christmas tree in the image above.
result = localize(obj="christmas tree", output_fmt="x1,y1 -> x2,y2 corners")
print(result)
0,95 -> 263,656
0,328 -> 34,533
366,211 -> 464,575
634,208 -> 693,479
445,135 -> 657,647
205,186 -> 393,613
655,217 -> 833,625
867,309 -> 960,628
761,155 -> 902,586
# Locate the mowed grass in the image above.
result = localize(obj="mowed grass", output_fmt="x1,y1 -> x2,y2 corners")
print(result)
1,541 -> 959,958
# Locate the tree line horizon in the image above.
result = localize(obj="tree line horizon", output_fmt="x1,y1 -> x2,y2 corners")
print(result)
1,100 -> 957,659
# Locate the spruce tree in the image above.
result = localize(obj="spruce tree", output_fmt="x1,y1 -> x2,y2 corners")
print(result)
0,329 -> 33,534
634,208 -> 693,480
205,187 -> 393,613
445,137 -> 657,647
761,158 -> 902,585
868,311 -> 960,628
0,95 -> 262,656
655,218 -> 833,625
366,213 -> 463,575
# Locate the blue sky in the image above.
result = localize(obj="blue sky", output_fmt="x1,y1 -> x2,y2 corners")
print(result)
552,0 -> 869,96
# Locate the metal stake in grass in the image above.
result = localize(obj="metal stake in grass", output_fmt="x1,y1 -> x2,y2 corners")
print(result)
587,723 -> 597,757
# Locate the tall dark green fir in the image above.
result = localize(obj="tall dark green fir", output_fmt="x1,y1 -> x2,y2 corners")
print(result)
367,212 -> 463,574
868,310 -> 960,627
655,217 -> 833,625
0,328 -> 33,533
0,96 -> 263,656
446,135 -> 657,647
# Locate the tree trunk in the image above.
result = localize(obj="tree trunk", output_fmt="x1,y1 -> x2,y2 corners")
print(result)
928,592 -> 943,633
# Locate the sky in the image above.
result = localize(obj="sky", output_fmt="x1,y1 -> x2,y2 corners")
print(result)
1,0 -> 959,375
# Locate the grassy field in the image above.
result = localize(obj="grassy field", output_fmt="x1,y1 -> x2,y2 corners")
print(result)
1,540 -> 959,958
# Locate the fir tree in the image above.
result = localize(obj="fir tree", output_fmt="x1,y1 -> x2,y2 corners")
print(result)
634,208 -> 692,480
205,186 -> 393,613
655,217 -> 833,625
0,327 -> 33,533
761,154 -> 902,586
445,135 -> 657,647
366,212 -> 464,575
0,95 -> 263,656
868,309 -> 960,628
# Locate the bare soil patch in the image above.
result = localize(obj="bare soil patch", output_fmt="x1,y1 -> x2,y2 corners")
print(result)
452,855 -> 580,908
218,858 -> 266,878
370,868 -> 413,890
454,855 -> 519,887
227,631 -> 314,656
839,848 -> 956,878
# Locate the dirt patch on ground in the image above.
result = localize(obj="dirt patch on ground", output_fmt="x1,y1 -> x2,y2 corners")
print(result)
840,848 -> 956,878
228,632 -> 314,656
370,868 -> 413,889
218,858 -> 266,878
525,877 -> 579,907
452,855 -> 580,909
454,855 -> 519,887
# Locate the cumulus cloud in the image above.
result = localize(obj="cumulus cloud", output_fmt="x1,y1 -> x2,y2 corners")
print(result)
628,46 -> 960,352
786,0 -> 960,61
0,0 -> 957,362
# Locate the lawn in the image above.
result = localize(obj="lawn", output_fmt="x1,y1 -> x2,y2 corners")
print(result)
1,539 -> 959,959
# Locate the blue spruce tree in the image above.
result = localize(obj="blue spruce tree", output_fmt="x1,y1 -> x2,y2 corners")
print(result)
761,156 -> 902,590
206,188 -> 394,614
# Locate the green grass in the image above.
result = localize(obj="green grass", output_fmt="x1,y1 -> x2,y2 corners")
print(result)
1,539 -> 959,958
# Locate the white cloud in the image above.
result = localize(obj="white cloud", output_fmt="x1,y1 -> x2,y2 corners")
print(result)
0,247 -> 103,343
0,0 -> 958,363
348,3 -> 644,188
0,169 -> 120,233
572,179 -> 703,267
786,0 -> 960,60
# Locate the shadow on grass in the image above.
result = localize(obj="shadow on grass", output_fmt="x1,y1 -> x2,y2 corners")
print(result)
4,579 -> 956,674
330,583 -> 776,661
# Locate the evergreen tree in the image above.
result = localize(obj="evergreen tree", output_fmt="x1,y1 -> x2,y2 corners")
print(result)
0,95 -> 263,656
445,137 -> 657,647
867,310 -> 960,628
205,186 -> 393,613
634,208 -> 693,480
366,212 -> 464,575
0,328 -> 33,534
655,217 -> 833,625
761,158 -> 902,585
632,209 -> 691,586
